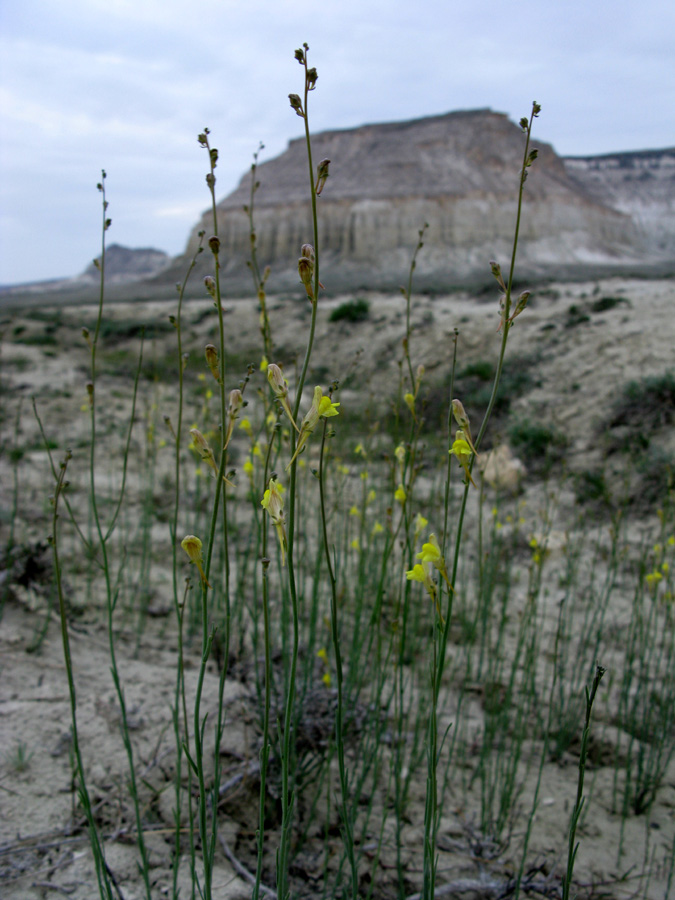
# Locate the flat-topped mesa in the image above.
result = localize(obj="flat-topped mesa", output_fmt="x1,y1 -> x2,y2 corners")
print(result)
181,110 -> 659,290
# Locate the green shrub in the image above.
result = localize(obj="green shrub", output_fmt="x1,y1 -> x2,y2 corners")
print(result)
565,304 -> 591,327
329,297 -> 370,323
509,418 -> 567,474
574,469 -> 612,507
610,370 -> 675,434
591,295 -> 629,313
460,360 -> 494,381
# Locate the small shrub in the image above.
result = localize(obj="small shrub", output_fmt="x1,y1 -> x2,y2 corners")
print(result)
574,469 -> 612,507
329,298 -> 370,323
565,304 -> 590,327
97,318 -> 174,343
508,419 -> 567,474
591,295 -> 629,313
460,360 -> 494,381
14,332 -> 58,346
610,371 -> 675,433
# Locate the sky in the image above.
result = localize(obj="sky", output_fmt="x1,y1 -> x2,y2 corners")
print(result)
1,0 -> 673,286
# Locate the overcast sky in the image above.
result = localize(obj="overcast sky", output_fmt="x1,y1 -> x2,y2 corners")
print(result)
1,0 -> 673,286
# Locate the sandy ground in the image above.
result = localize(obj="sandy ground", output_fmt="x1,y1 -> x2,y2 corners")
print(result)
1,276 -> 674,898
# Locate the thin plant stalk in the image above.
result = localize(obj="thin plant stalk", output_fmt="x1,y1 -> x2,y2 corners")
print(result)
562,665 -> 606,900
318,406 -> 359,897
49,450 -> 113,900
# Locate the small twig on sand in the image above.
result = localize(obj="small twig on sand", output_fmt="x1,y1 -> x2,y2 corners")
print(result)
218,833 -> 277,898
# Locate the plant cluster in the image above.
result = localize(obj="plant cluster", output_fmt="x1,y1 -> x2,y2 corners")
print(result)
2,46 -> 673,900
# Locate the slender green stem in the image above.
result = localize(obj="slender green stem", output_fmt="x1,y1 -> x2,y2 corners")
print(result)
277,45 -> 322,900
88,175 -> 152,900
319,411 -> 359,898
562,665 -> 606,900
50,451 -> 113,900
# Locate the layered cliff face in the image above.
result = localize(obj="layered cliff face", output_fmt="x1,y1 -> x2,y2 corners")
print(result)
82,244 -> 171,284
563,149 -> 675,259
181,109 -> 656,290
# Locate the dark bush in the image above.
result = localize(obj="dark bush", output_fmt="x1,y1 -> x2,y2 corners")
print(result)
329,298 -> 370,323
509,419 -> 567,475
591,295 -> 629,313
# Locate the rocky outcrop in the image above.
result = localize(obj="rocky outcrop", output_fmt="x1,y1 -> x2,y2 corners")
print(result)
180,109 -> 659,290
563,149 -> 675,260
82,244 -> 170,284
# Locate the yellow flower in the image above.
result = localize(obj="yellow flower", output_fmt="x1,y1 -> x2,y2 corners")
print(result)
407,563 -> 431,586
451,399 -> 477,453
243,459 -> 254,476
416,533 -> 453,593
322,672 -> 332,687
337,464 -> 350,475
239,417 -> 253,438
418,533 -> 442,565
406,561 -> 444,621
395,443 -> 406,464
318,394 -> 340,418
372,522 -> 384,536
349,505 -> 360,517
404,392 -> 416,417
181,535 -> 211,588
260,356 -> 268,371
394,484 -> 406,505
351,538 -> 360,550
366,489 -> 376,504
286,386 -> 340,469
317,648 -> 329,664
450,430 -> 477,487
413,513 -> 429,543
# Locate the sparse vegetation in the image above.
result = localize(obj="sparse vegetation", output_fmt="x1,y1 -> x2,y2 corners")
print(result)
0,47 -> 673,900
329,296 -> 370,322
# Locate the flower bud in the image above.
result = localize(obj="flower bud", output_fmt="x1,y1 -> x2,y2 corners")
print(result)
288,93 -> 304,117
300,243 -> 315,265
205,344 -> 219,381
306,67 -> 318,90
267,363 -> 287,399
204,276 -> 216,298
208,235 -> 220,255
181,534 -> 203,564
315,158 -> 330,195
181,534 -> 211,587
298,256 -> 313,288
228,388 -> 243,418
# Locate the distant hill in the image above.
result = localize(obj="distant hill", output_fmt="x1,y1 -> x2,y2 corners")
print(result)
563,149 -> 675,258
82,244 -> 171,284
172,109 -> 674,290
